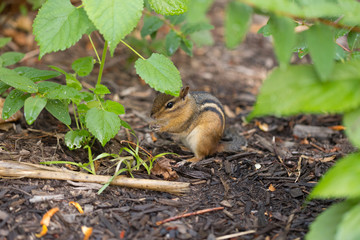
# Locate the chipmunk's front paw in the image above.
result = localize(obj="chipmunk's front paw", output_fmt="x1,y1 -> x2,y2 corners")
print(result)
149,122 -> 161,132
175,160 -> 188,167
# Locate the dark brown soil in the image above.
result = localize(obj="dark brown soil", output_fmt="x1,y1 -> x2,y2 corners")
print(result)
0,3 -> 354,240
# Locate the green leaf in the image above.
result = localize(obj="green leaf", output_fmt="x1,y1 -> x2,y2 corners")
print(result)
46,85 -> 83,103
244,0 -> 342,19
258,23 -> 271,37
24,95 -> 47,125
180,38 -> 193,56
293,31 -> 309,59
351,51 -> 360,60
45,99 -> 71,125
2,89 -> 29,120
83,0 -> 143,55
344,108 -> 360,147
336,203 -> 360,240
165,30 -> 181,55
166,14 -> 186,25
186,0 -> 213,23
148,0 -> 188,15
0,68 -> 38,93
249,61 -> 360,119
65,129 -> 91,150
0,37 -> 11,48
310,153 -> 360,199
49,65 -> 67,75
49,65 -> 82,91
348,31 -> 360,51
335,28 -> 350,39
0,52 -> 25,67
181,22 -> 213,35
334,44 -> 349,62
191,30 -> 214,47
0,82 -> 10,95
269,16 -> 296,68
65,73 -> 82,91
85,108 -> 121,146
306,23 -> 336,80
225,1 -> 252,49
33,0 -> 94,58
120,119 -> 132,130
14,66 -> 61,82
93,84 -> 110,95
37,81 -> 62,93
104,100 -> 125,115
135,53 -> 182,96
141,15 -> 164,38
306,200 -> 356,240
71,56 -> 94,77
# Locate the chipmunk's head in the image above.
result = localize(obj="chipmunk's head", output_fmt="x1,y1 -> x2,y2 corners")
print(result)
150,87 -> 192,132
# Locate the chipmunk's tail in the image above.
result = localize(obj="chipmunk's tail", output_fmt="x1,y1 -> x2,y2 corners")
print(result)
217,127 -> 247,153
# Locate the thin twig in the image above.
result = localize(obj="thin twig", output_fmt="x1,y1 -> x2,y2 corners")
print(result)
156,206 -> 224,225
0,160 -> 190,195
215,230 -> 256,240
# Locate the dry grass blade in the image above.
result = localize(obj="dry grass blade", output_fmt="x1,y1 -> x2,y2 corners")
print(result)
0,160 -> 190,195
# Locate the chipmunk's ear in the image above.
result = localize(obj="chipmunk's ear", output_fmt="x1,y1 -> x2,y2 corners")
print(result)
180,86 -> 189,100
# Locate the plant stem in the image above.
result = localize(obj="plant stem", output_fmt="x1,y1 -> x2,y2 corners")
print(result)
72,102 -> 80,129
120,40 -> 146,60
66,124 -> 73,131
88,35 -> 101,63
97,41 -> 108,85
85,145 -> 96,175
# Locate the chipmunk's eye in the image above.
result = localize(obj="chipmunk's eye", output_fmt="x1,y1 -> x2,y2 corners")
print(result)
166,102 -> 174,109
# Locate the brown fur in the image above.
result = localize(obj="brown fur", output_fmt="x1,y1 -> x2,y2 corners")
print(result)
150,87 -> 225,164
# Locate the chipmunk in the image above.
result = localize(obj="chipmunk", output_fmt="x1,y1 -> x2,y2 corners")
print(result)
150,87 -> 246,166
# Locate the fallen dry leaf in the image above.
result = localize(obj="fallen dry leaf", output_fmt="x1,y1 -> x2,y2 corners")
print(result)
151,157 -> 178,180
120,230 -> 126,239
35,207 -> 59,238
40,207 -> 59,226
81,226 -> 93,240
255,120 -> 269,132
224,105 -> 236,118
69,201 -> 84,214
35,224 -> 48,238
268,184 -> 276,192
328,125 -> 346,131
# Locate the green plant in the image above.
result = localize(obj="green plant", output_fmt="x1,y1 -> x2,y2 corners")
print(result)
218,0 -> 360,239
0,0 -> 204,175
95,138 -> 175,194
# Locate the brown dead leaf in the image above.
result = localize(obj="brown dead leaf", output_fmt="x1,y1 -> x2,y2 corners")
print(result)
268,184 -> 276,192
69,201 -> 84,214
35,207 -> 59,237
81,226 -> 93,240
40,207 -> 59,226
35,224 -> 48,238
15,16 -> 33,32
328,125 -> 346,131
224,105 -> 236,118
151,157 -> 178,180
255,120 -> 269,132
0,123 -> 13,131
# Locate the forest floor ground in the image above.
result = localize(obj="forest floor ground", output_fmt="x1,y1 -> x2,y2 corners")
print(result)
0,2 -> 354,240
